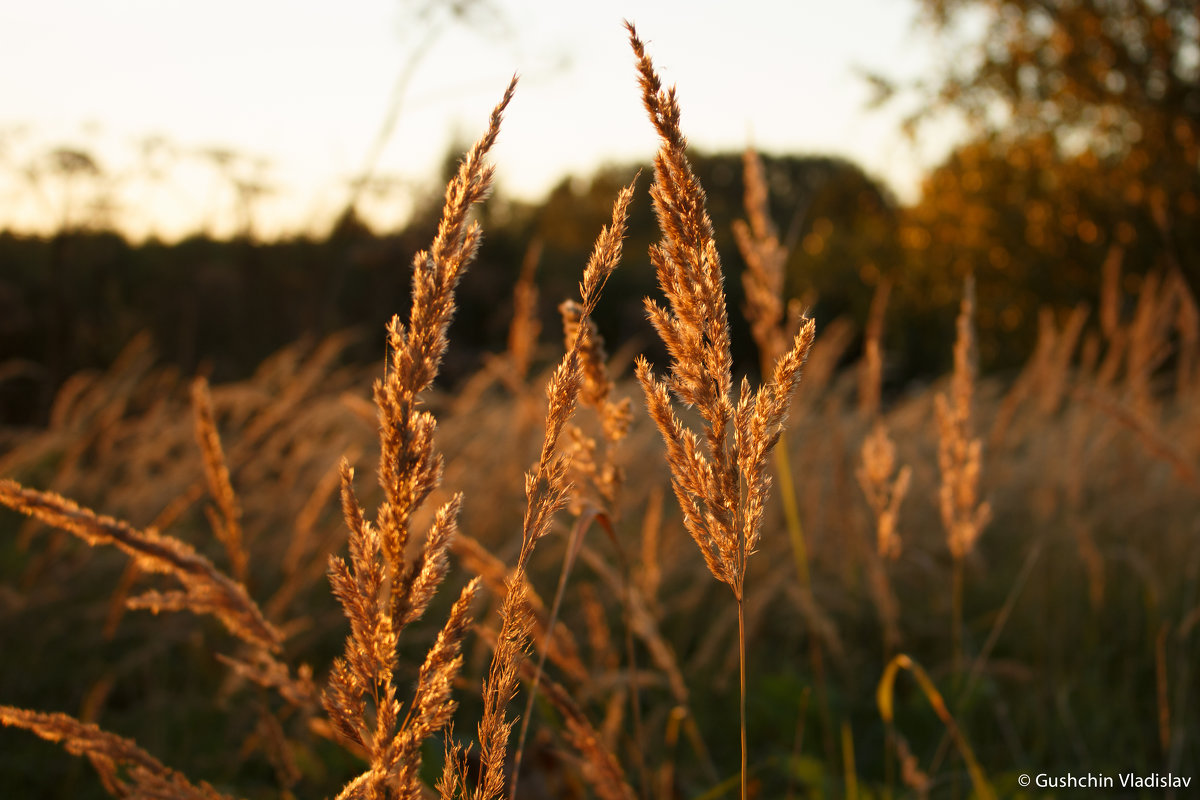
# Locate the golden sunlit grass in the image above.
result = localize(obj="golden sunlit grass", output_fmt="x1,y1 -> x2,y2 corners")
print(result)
2,20 -> 1200,800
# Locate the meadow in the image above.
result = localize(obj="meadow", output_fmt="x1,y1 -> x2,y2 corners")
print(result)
2,22 -> 1200,800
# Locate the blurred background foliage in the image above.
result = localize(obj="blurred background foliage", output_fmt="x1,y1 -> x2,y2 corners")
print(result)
2,0 -> 1197,427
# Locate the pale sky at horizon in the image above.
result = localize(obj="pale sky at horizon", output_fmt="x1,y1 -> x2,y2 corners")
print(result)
0,1 -> 967,240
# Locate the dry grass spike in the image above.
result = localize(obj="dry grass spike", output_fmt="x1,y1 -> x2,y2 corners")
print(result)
321,76 -> 516,800
934,276 -> 991,673
935,277 -> 992,562
475,175 -> 634,800
626,20 -> 815,800
0,479 -> 281,653
192,377 -> 249,583
0,706 -> 237,800
858,421 -> 911,561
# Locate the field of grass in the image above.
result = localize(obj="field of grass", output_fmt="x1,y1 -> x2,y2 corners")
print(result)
3,23 -> 1199,800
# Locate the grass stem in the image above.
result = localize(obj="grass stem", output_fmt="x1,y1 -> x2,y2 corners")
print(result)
774,436 -> 810,589
952,556 -> 964,679
738,594 -> 748,800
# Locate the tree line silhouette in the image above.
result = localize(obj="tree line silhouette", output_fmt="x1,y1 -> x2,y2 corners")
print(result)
3,0 -> 1196,427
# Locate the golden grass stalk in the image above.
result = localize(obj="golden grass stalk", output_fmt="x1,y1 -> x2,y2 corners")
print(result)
476,177 -> 633,800
509,508 -> 599,793
733,147 -> 795,370
436,728 -> 469,800
628,18 -> 815,609
853,290 -> 905,654
578,541 -> 718,776
1083,389 -> 1200,492
531,670 -> 637,800
858,422 -> 911,562
858,279 -> 892,421
326,468 -> 481,799
0,706 -> 238,800
626,22 -> 815,799
559,179 -> 638,510
267,450 -> 354,621
480,612 -> 638,800
0,479 -> 281,653
733,147 -> 814,598
0,354 -> 328,796
192,376 -> 249,583
508,238 -> 544,388
856,278 -> 907,562
560,298 -> 634,514
935,278 -> 990,561
555,284 -> 662,798
856,421 -> 907,652
934,277 -> 991,673
452,531 -> 590,684
1170,270 -> 1199,396
218,651 -> 317,711
637,486 -> 663,602
321,76 -> 516,800
735,149 -> 842,755
849,278 -> 902,652
989,303 -> 1089,447
372,76 -> 516,627
582,576 -> 616,652
1125,270 -> 1173,415
261,706 -> 303,791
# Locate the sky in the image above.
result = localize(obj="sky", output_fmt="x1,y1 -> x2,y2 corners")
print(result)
0,0 -> 967,241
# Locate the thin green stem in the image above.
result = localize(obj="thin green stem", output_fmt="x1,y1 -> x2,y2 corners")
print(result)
775,433 -> 836,761
773,435 -> 810,589
841,720 -> 858,800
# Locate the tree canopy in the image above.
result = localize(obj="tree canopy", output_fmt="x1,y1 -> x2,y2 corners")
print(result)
900,0 -> 1200,298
